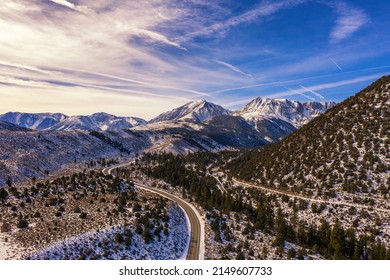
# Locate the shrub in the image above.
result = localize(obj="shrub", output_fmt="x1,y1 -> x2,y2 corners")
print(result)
115,233 -> 124,244
17,219 -> 29,229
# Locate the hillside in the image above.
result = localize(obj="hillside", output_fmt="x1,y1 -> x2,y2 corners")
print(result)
229,75 -> 389,200
0,129 -> 149,186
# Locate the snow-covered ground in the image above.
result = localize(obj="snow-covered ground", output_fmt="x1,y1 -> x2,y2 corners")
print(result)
26,204 -> 187,260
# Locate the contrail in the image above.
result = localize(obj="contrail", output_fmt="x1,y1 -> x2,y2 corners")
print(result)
329,57 -> 342,70
298,84 -> 325,99
210,65 -> 390,94
214,60 -> 252,77
284,86 -> 315,101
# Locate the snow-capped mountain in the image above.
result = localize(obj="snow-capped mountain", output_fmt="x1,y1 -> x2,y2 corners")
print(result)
0,112 -> 146,131
0,112 -> 67,130
149,100 -> 231,123
237,98 -> 336,129
303,101 -> 337,118
50,113 -> 146,131
234,98 -> 336,142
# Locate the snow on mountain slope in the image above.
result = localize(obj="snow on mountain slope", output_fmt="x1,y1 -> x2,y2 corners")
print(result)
303,101 -> 337,118
49,115 -> 99,131
0,112 -> 146,131
89,112 -> 146,130
43,113 -> 146,131
0,112 -> 67,130
0,129 -> 150,186
247,117 -> 296,143
237,98 -> 336,129
149,100 -> 231,123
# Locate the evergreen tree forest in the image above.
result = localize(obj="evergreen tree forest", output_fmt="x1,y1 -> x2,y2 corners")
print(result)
135,151 -> 390,260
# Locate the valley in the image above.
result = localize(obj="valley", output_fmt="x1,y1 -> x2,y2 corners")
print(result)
0,76 -> 389,260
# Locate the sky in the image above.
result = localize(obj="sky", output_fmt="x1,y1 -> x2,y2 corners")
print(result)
0,0 -> 390,120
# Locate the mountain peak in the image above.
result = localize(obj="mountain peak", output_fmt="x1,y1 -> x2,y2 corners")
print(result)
237,97 -> 336,128
149,100 -> 231,123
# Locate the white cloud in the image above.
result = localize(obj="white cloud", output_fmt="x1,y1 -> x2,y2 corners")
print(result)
131,28 -> 187,51
49,0 -> 92,14
0,0 -> 385,118
329,2 -> 369,43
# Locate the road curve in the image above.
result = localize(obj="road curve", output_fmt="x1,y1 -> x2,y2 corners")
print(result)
102,164 -> 204,260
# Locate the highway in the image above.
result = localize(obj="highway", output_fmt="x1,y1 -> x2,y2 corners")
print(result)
102,164 -> 204,260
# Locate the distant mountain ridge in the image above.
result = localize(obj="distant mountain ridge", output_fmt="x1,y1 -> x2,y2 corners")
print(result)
0,112 -> 146,131
0,98 -> 335,143
0,112 -> 67,130
0,96 -> 336,185
49,112 -> 146,131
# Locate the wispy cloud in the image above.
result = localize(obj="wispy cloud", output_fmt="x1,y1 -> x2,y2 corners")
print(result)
214,60 -> 251,77
129,27 -> 187,51
329,2 -> 369,43
0,0 -> 388,118
49,0 -> 92,14
182,0 -> 307,40
0,75 -> 55,88
0,60 -> 62,75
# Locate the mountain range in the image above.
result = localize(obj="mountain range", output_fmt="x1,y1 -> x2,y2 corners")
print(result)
0,98 -> 336,144
0,112 -> 146,131
0,96 -> 335,185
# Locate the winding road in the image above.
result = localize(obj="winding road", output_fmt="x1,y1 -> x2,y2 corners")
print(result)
233,178 -> 390,213
102,163 -> 204,260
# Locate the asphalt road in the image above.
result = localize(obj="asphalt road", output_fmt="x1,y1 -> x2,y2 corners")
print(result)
102,164 -> 202,260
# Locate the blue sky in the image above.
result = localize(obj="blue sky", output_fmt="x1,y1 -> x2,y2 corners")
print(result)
0,0 -> 389,119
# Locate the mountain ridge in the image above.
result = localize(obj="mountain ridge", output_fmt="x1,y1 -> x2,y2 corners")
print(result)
0,98 -> 335,144
148,100 -> 232,124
